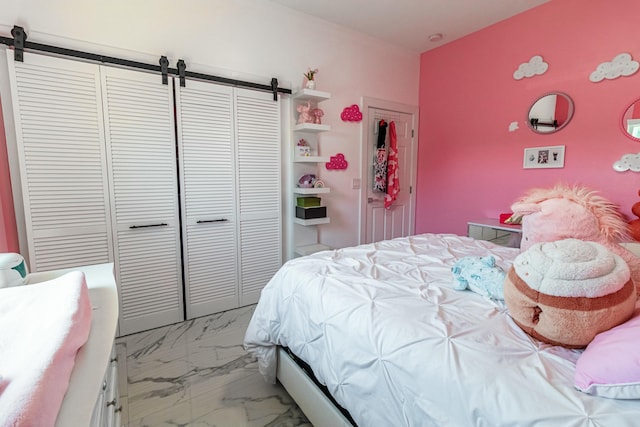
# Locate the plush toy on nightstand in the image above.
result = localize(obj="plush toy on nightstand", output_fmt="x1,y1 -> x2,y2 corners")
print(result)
510,184 -> 640,297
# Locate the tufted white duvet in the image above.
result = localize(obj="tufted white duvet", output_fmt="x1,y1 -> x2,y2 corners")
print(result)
244,234 -> 640,427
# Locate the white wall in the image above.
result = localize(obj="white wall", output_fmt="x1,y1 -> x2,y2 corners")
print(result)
0,0 -> 419,251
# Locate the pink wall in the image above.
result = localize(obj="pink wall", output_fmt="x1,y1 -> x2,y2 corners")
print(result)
0,98 -> 19,252
417,0 -> 640,235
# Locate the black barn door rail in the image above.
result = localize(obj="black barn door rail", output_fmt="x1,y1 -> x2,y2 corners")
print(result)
0,25 -> 290,100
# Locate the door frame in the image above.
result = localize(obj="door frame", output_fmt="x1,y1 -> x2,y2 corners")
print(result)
358,96 -> 419,245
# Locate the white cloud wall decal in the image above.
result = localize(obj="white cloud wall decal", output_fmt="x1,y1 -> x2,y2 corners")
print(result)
613,152 -> 640,172
590,53 -> 639,82
513,55 -> 548,80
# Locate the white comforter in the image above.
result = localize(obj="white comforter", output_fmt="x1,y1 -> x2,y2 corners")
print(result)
244,234 -> 640,426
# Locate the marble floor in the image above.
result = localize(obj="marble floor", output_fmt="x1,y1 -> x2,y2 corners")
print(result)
115,305 -> 312,427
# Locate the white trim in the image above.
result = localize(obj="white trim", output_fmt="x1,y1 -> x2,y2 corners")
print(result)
358,97 -> 419,245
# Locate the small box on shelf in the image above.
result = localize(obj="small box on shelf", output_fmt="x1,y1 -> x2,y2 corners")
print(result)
297,197 -> 321,207
296,206 -> 327,220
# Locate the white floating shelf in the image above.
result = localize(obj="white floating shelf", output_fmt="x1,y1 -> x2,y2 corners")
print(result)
295,243 -> 332,256
294,217 -> 330,226
294,156 -> 329,163
294,187 -> 331,194
292,88 -> 331,103
293,123 -> 331,133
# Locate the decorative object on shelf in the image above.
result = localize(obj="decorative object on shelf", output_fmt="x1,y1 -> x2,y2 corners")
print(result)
523,145 -> 565,169
296,138 -> 311,156
303,67 -> 318,90
513,55 -> 548,80
589,53 -> 639,83
341,104 -> 363,122
527,92 -> 574,134
297,173 -> 317,188
311,108 -> 324,124
613,152 -> 640,172
326,153 -> 348,170
297,101 -> 313,124
313,180 -> 325,188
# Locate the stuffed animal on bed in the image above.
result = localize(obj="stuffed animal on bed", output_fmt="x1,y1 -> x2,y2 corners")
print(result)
451,256 -> 506,299
504,239 -> 636,348
510,184 -> 640,297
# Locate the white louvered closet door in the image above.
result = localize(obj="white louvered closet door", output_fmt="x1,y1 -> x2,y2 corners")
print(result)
101,67 -> 183,335
6,52 -> 113,272
175,80 -> 239,319
235,89 -> 282,305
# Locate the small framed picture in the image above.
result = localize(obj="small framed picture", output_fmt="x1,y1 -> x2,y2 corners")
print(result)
523,145 -> 565,169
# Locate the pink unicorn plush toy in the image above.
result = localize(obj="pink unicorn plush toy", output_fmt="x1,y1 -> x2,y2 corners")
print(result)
510,184 -> 640,297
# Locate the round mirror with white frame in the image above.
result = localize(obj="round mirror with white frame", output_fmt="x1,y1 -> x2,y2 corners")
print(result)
527,92 -> 574,134
620,97 -> 640,141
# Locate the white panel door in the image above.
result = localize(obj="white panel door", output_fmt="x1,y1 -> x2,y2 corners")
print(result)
235,88 -> 282,305
365,109 -> 415,243
101,67 -> 183,335
176,80 -> 239,319
6,51 -> 113,272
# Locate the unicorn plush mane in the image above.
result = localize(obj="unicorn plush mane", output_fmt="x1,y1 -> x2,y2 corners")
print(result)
511,184 -> 629,242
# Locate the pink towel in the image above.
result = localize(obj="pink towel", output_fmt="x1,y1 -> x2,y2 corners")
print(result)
385,121 -> 399,209
0,271 -> 92,427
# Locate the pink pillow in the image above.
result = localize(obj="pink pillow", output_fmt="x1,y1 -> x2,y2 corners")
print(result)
574,307 -> 640,399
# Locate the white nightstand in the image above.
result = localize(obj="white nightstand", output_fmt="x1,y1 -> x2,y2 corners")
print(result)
467,218 -> 522,248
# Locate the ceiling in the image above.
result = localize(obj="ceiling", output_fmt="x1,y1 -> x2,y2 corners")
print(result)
268,0 -> 550,53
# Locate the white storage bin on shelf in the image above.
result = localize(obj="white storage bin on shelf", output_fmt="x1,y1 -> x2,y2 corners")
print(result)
291,88 -> 332,257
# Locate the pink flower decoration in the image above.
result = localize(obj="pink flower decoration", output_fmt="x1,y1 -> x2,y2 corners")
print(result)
326,153 -> 348,170
341,104 -> 363,122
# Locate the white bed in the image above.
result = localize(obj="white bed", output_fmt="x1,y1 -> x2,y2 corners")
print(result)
244,233 -> 640,426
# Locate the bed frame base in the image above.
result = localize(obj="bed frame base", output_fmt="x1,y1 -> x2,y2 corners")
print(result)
276,347 -> 353,427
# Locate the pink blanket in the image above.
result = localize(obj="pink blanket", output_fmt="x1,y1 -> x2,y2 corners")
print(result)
0,271 -> 92,427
